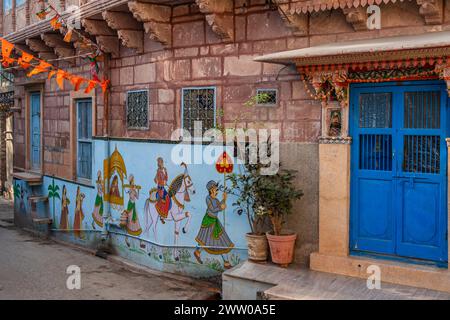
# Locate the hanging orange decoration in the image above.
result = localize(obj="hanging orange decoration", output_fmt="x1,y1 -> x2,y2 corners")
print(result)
70,75 -> 84,92
55,70 -> 67,90
17,51 -> 34,69
63,28 -> 73,43
100,79 -> 110,93
1,39 -> 15,67
84,80 -> 96,94
36,11 -> 48,20
47,70 -> 56,80
27,60 -> 51,77
50,15 -> 62,31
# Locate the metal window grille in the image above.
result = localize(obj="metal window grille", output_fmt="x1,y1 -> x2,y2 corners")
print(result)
182,87 -> 216,135
126,90 -> 149,129
256,89 -> 278,106
359,93 -> 392,128
77,99 -> 92,180
359,134 -> 392,171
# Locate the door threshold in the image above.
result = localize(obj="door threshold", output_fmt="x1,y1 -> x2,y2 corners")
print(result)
350,250 -> 448,269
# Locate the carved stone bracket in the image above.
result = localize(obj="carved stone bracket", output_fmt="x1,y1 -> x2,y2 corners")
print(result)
82,18 -> 120,57
342,7 -> 367,31
273,0 -> 308,36
25,38 -> 58,60
41,33 -> 75,64
128,2 -> 172,47
417,0 -> 443,25
102,10 -> 144,53
195,0 -> 234,41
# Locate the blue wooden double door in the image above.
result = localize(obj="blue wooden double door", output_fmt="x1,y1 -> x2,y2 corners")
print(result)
350,81 -> 448,263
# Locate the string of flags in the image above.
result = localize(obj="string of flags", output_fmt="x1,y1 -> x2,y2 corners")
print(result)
0,0 -> 109,93
0,37 -> 109,93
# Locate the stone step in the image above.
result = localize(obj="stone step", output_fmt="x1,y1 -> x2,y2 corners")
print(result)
32,218 -> 53,225
28,195 -> 48,203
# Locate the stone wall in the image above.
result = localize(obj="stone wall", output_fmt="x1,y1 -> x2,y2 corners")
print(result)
10,0 -> 450,264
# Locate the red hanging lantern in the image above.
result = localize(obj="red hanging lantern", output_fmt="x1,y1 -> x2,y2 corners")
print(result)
215,151 -> 233,174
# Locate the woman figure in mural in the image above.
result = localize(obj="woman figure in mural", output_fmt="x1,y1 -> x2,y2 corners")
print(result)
154,157 -> 171,224
73,186 -> 85,239
92,171 -> 104,229
194,180 -> 234,270
123,174 -> 143,237
110,175 -> 121,199
59,185 -> 70,229
328,110 -> 342,137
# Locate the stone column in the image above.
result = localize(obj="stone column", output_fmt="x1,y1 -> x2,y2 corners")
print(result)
318,137 -> 352,256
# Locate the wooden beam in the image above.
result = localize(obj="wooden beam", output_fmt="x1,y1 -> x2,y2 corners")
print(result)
195,0 -> 234,42
24,38 -> 58,60
273,1 -> 308,36
102,10 -> 144,53
128,1 -> 172,47
82,18 -> 116,36
417,0 -> 443,25
82,18 -> 119,57
342,7 -> 367,31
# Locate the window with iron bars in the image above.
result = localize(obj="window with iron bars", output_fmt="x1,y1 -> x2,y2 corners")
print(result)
126,90 -> 149,129
182,87 -> 216,136
256,89 -> 278,107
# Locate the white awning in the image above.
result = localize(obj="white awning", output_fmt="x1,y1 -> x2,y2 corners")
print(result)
254,31 -> 450,66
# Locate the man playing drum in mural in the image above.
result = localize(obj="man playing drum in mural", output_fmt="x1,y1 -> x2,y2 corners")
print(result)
154,157 -> 171,224
194,180 -> 234,270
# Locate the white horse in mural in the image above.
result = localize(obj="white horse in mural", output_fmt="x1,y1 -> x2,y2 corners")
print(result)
143,162 -> 195,260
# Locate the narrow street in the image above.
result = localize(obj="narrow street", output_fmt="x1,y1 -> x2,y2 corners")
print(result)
0,200 -> 219,300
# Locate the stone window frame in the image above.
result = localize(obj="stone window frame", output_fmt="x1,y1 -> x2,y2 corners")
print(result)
24,83 -> 44,174
126,89 -> 150,131
70,90 -> 96,185
181,86 -> 217,138
76,99 -> 93,181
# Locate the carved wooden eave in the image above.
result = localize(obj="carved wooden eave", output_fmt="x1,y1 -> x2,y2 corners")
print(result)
41,33 -> 75,65
102,10 -> 144,53
255,31 -> 450,102
273,0 -> 308,36
24,38 -> 58,60
417,0 -> 443,25
128,2 -> 172,47
195,0 -> 234,42
82,18 -> 120,57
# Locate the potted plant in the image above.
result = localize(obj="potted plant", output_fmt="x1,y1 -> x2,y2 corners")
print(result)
225,164 -> 271,262
255,169 -> 303,267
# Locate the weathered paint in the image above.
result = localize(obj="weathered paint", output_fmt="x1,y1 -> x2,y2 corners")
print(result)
13,139 -> 250,278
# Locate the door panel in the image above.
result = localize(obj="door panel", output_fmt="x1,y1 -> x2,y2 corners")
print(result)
350,82 -> 448,263
30,93 -> 41,170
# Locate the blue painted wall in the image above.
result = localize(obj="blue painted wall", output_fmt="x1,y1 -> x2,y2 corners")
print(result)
14,139 -> 250,278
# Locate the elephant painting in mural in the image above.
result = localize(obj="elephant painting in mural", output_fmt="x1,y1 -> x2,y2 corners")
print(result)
143,162 -> 195,260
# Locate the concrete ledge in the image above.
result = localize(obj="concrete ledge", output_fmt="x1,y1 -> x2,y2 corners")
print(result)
310,252 -> 450,293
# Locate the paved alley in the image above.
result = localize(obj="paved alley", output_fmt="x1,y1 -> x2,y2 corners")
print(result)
0,200 -> 219,300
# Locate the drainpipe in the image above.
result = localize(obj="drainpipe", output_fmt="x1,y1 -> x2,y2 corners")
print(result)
101,53 -> 111,242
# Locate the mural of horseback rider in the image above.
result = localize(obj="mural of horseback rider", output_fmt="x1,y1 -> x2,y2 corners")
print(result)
154,157 -> 171,224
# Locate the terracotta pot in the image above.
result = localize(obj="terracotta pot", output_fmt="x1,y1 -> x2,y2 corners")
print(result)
246,233 -> 268,262
266,231 -> 297,267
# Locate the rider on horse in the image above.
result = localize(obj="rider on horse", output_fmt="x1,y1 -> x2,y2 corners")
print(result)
154,157 -> 172,224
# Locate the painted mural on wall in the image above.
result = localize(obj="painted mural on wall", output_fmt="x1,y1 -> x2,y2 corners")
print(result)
13,140 -> 249,277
